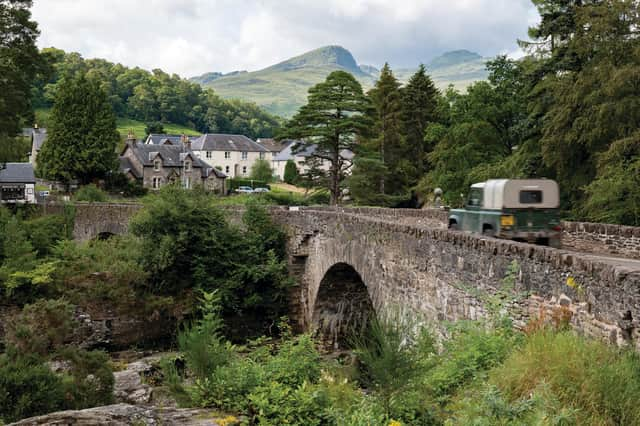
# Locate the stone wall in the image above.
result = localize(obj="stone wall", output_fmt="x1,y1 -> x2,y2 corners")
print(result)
271,209 -> 640,350
72,202 -> 143,241
561,220 -> 640,260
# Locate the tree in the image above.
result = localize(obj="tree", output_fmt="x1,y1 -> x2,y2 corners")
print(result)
250,158 -> 273,182
37,73 -> 119,184
281,71 -> 372,205
0,0 -> 40,137
367,63 -> 404,195
283,160 -> 299,184
401,64 -> 440,180
144,121 -> 165,136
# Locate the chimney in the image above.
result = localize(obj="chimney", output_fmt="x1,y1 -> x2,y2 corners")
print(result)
126,129 -> 136,145
181,134 -> 191,150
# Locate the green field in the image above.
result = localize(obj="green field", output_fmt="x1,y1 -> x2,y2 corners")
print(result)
34,108 -> 200,141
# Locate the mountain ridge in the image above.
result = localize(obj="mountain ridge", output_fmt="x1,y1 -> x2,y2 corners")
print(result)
190,45 -> 489,117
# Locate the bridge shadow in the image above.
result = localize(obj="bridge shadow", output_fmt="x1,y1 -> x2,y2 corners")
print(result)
312,262 -> 375,350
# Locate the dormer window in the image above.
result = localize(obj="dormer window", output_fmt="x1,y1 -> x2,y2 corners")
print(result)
154,158 -> 161,171
241,151 -> 248,160
184,160 -> 192,172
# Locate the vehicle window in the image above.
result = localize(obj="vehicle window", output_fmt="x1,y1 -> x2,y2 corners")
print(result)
467,188 -> 483,207
520,190 -> 543,204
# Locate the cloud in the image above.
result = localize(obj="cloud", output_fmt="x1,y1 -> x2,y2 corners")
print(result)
32,0 -> 537,77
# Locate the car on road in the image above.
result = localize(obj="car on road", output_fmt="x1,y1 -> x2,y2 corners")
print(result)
253,187 -> 270,193
448,179 -> 562,247
235,186 -> 254,193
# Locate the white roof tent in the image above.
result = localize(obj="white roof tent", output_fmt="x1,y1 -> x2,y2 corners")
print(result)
474,179 -> 560,210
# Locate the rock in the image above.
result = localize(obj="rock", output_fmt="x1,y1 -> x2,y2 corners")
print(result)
8,403 -> 222,425
114,369 -> 152,404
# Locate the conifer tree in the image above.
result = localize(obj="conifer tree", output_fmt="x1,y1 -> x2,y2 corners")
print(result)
37,73 -> 119,184
281,71 -> 372,204
283,160 -> 299,185
401,64 -> 439,180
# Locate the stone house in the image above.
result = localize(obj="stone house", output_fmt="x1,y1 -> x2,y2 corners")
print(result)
190,134 -> 270,179
144,134 -> 198,146
119,136 -> 226,193
0,163 -> 36,204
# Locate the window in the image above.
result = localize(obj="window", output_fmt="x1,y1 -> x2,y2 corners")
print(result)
1,186 -> 25,200
224,151 -> 231,159
520,190 -> 543,204
184,177 -> 191,189
225,166 -> 230,174
242,166 -> 247,174
154,159 -> 161,171
467,188 -> 483,207
152,177 -> 162,189
206,151 -> 212,159
184,160 -> 192,172
241,151 -> 248,160
272,152 -> 277,158
259,152 -> 265,160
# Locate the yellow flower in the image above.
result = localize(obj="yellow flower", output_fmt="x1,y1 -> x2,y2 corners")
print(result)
389,420 -> 402,426
566,276 -> 577,289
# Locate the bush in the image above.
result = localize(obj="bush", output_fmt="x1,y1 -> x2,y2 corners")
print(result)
250,159 -> 274,182
22,214 -> 70,256
6,299 -> 77,356
0,354 -> 66,423
263,191 -> 308,206
248,382 -> 329,426
283,160 -> 299,184
74,184 -> 108,202
55,347 -> 114,409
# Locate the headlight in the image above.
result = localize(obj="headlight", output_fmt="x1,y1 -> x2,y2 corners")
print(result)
500,215 -> 515,226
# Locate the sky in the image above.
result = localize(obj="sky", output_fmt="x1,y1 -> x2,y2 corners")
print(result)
32,0 -> 540,78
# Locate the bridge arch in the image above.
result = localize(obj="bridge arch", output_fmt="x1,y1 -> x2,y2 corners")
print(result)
311,262 -> 375,349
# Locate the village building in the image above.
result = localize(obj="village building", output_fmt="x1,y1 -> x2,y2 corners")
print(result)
256,138 -> 292,175
0,163 -> 36,204
190,134 -> 270,179
119,135 -> 226,193
144,134 -> 198,146
272,141 -> 354,181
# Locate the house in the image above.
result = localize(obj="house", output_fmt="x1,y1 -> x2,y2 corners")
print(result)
190,134 -> 270,178
257,138 -> 292,174
0,163 -> 36,204
119,135 -> 226,193
23,126 -> 47,167
272,141 -> 354,181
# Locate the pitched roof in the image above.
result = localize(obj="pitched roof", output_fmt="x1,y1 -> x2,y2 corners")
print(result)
256,138 -> 289,153
122,142 -> 226,179
0,163 -> 36,183
145,134 -> 197,146
191,134 -> 268,152
274,141 -> 354,162
119,156 -> 141,179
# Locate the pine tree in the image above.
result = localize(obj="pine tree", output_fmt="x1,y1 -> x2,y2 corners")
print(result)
401,64 -> 439,180
37,73 -> 119,184
281,71 -> 372,205
368,63 -> 403,195
283,160 -> 299,184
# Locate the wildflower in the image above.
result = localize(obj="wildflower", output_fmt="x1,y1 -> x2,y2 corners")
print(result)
389,420 -> 402,426
566,276 -> 577,289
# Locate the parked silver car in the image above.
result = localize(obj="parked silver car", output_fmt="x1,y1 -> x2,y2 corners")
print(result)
235,186 -> 254,193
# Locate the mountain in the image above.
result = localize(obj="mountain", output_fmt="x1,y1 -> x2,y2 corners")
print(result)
191,46 -> 489,117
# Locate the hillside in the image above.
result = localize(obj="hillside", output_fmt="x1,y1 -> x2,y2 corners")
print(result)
191,46 -> 489,117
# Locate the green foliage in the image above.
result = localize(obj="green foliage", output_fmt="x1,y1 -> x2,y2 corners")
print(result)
281,70 -> 372,204
283,160 -> 299,184
33,48 -> 281,139
55,347 -> 114,409
37,73 -> 119,184
5,298 -> 76,356
74,184 -> 108,202
21,214 -> 71,256
144,121 -> 165,135
247,382 -> 329,426
250,159 -> 274,183
0,134 -> 32,163
0,0 -> 40,137
227,178 -> 270,191
0,354 -> 66,423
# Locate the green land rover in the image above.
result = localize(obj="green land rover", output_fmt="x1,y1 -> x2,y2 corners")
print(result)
448,179 -> 562,247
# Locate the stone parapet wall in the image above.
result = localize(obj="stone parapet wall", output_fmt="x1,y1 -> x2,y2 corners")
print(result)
562,220 -> 640,260
72,202 -> 143,241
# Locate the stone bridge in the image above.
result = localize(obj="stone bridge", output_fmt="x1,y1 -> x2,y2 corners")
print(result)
70,203 -> 640,349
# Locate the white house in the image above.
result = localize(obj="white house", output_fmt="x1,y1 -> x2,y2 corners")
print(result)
0,163 -> 36,204
256,138 -> 291,174
191,134 -> 270,179
272,141 -> 354,181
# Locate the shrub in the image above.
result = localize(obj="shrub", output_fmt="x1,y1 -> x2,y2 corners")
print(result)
6,299 -> 77,356
250,159 -> 274,182
263,191 -> 308,206
283,160 -> 299,184
22,214 -> 70,256
55,347 -> 114,408
0,355 -> 67,423
74,184 -> 108,202
248,382 -> 329,426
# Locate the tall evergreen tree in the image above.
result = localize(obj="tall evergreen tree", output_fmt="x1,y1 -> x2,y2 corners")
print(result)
401,64 -> 439,180
37,73 -> 119,184
367,63 -> 403,195
0,0 -> 40,137
280,71 -> 372,205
